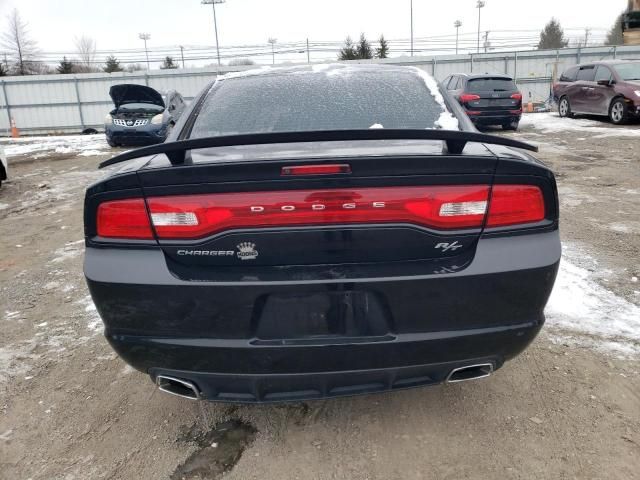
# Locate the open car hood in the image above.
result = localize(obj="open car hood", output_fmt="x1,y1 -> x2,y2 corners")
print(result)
109,84 -> 165,109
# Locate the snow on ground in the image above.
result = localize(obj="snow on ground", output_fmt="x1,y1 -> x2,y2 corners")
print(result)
0,134 -> 110,158
545,244 -> 640,358
521,112 -> 640,138
6,167 -> 106,214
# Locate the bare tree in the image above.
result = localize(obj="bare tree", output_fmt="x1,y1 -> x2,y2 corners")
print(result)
125,63 -> 144,73
228,58 -> 256,66
1,9 -> 40,75
74,35 -> 97,72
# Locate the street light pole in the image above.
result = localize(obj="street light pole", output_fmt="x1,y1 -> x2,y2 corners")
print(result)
476,1 -> 485,54
268,38 -> 277,65
201,0 -> 226,66
410,0 -> 414,56
138,33 -> 151,70
454,20 -> 462,55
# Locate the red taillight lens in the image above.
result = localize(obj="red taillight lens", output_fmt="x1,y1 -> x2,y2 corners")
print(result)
146,186 -> 491,239
460,93 -> 481,103
486,185 -> 545,227
511,92 -> 523,101
95,185 -> 547,240
281,164 -> 351,176
97,199 -> 154,239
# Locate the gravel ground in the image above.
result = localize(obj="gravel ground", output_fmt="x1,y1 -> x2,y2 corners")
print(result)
0,114 -> 639,479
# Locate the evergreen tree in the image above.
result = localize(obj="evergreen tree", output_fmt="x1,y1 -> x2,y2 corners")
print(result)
537,18 -> 569,49
161,56 -> 177,69
356,33 -> 373,59
103,55 -> 123,73
0,63 -> 7,76
605,13 -> 624,45
56,56 -> 75,74
375,34 -> 389,59
338,36 -> 357,60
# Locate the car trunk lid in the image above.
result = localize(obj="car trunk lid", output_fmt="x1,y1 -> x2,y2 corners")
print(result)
136,141 -> 498,269
463,77 -> 521,112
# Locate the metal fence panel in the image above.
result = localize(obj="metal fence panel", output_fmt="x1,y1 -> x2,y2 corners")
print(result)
0,45 -> 639,136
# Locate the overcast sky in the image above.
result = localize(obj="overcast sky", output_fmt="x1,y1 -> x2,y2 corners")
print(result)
0,0 -> 629,65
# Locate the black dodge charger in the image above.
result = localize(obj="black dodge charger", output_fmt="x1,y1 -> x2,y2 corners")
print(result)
84,64 -> 560,403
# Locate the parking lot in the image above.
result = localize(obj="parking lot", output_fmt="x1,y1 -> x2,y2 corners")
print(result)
0,113 -> 639,479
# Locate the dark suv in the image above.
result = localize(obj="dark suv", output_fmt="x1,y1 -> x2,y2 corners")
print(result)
442,74 -> 522,130
85,65 -> 559,403
553,60 -> 640,124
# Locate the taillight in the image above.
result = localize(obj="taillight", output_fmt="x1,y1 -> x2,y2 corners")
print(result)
146,186 -> 491,239
486,185 -> 545,227
459,93 -> 481,103
97,199 -> 154,239
94,185 -> 547,240
511,92 -> 523,101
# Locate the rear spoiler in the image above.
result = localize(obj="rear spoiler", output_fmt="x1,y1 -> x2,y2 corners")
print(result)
99,129 -> 538,169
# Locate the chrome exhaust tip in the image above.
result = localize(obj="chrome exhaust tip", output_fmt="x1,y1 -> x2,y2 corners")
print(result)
445,363 -> 494,384
156,375 -> 201,400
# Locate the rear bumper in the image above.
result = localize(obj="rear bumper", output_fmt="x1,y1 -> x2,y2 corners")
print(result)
86,231 -> 560,402
133,322 -> 537,403
468,112 -> 522,125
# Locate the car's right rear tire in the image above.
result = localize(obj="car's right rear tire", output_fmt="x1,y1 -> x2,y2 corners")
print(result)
502,119 -> 519,131
558,97 -> 572,118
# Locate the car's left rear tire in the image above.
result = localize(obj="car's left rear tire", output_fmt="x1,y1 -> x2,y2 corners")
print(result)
609,98 -> 628,125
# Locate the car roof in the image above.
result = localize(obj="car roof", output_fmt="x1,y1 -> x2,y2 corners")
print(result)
216,63 -> 434,82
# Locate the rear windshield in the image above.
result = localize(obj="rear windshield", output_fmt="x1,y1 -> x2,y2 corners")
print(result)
189,69 -> 455,138
612,63 -> 640,81
466,78 -> 517,92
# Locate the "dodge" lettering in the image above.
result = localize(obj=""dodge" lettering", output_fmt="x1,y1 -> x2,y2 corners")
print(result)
249,202 -> 386,212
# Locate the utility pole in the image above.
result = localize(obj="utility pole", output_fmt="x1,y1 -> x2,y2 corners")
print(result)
268,38 -> 277,65
201,0 -> 226,66
410,0 -> 414,56
483,30 -> 490,53
306,38 -> 310,64
454,20 -> 462,55
138,33 -> 151,70
584,27 -> 591,47
179,46 -> 185,68
476,0 -> 485,54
